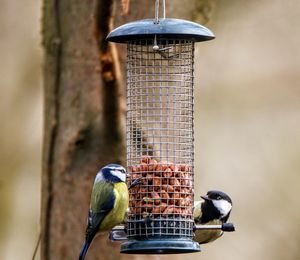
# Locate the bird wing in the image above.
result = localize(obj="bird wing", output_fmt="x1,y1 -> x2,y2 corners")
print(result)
85,181 -> 116,243
222,210 -> 231,223
193,200 -> 203,222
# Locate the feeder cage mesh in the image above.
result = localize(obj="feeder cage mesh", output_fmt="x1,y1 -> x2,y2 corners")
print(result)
126,39 -> 195,239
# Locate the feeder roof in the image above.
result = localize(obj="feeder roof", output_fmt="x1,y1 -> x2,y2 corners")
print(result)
106,18 -> 214,43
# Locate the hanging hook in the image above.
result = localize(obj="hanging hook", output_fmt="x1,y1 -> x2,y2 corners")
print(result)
154,0 -> 166,24
153,0 -> 167,52
162,0 -> 166,19
155,0 -> 160,24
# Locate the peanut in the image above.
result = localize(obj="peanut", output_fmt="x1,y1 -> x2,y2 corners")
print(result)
163,206 -> 175,214
129,200 -> 135,207
155,163 -> 163,172
171,193 -> 181,205
138,187 -> 148,194
128,156 -> 193,217
146,173 -> 154,182
162,178 -> 168,185
180,164 -> 189,172
160,190 -> 169,202
185,196 -> 192,206
142,197 -> 153,204
163,168 -> 173,178
142,204 -> 153,213
148,159 -> 158,171
169,177 -> 180,187
141,177 -> 148,185
182,208 -> 192,215
153,177 -> 161,186
131,173 -> 142,180
174,207 -> 182,214
128,165 -> 137,173
135,165 -> 141,172
169,178 -> 175,185
160,161 -> 173,171
152,206 -> 160,214
177,198 -> 186,207
141,155 -> 151,164
170,164 -> 179,174
140,162 -> 148,173
162,184 -> 174,192
180,173 -> 191,186
153,186 -> 160,192
135,201 -> 142,214
152,203 -> 167,214
151,192 -> 161,205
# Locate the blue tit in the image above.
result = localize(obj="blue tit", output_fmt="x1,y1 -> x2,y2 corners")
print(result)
193,190 -> 232,244
79,164 -> 128,260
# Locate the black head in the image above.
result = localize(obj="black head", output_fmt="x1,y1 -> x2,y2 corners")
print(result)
202,190 -> 232,204
200,190 -> 232,223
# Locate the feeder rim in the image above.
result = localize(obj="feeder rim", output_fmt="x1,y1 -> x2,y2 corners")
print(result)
106,18 -> 215,43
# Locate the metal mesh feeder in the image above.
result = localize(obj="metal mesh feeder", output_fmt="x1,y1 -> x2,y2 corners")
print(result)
107,2 -> 214,254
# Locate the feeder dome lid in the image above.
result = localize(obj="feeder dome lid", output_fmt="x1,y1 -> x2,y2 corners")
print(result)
106,18 -> 215,43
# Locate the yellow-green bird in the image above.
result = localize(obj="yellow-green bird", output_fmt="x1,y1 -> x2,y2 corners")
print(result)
79,164 -> 129,260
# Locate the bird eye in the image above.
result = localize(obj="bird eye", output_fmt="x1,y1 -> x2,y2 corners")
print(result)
217,196 -> 222,200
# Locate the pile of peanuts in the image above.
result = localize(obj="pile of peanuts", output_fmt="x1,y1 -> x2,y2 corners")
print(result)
127,156 -> 193,216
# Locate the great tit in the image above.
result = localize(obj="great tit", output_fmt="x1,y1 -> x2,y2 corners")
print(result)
193,190 -> 232,244
79,164 -> 129,260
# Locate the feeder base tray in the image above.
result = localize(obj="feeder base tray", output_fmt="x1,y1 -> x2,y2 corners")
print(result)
121,238 -> 200,254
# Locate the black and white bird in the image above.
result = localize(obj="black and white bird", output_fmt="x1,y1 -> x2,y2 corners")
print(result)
193,190 -> 233,244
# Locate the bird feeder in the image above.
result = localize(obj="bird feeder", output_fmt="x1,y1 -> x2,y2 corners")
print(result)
107,0 -> 214,254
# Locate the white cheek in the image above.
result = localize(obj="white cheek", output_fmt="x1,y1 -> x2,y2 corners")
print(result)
212,200 -> 232,216
111,170 -> 126,182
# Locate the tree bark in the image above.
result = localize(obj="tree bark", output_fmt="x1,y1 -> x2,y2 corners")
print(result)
41,0 -> 213,259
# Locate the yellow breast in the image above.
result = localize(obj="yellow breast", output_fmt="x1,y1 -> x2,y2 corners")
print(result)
99,182 -> 129,231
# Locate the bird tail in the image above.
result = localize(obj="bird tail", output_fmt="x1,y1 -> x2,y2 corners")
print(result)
79,241 -> 91,260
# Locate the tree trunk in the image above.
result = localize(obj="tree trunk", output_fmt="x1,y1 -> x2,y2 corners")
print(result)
41,0 -> 213,259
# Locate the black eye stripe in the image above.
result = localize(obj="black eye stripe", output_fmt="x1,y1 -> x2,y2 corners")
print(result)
115,168 -> 126,173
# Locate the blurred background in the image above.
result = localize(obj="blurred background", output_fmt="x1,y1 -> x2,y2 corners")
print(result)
0,0 -> 299,259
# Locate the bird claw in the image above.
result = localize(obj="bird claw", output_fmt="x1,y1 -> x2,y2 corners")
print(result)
109,226 -> 128,242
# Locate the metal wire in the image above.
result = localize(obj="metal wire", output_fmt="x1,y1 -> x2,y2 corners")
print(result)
126,39 -> 195,239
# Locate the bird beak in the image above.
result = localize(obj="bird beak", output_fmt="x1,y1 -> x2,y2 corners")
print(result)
200,195 -> 210,201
